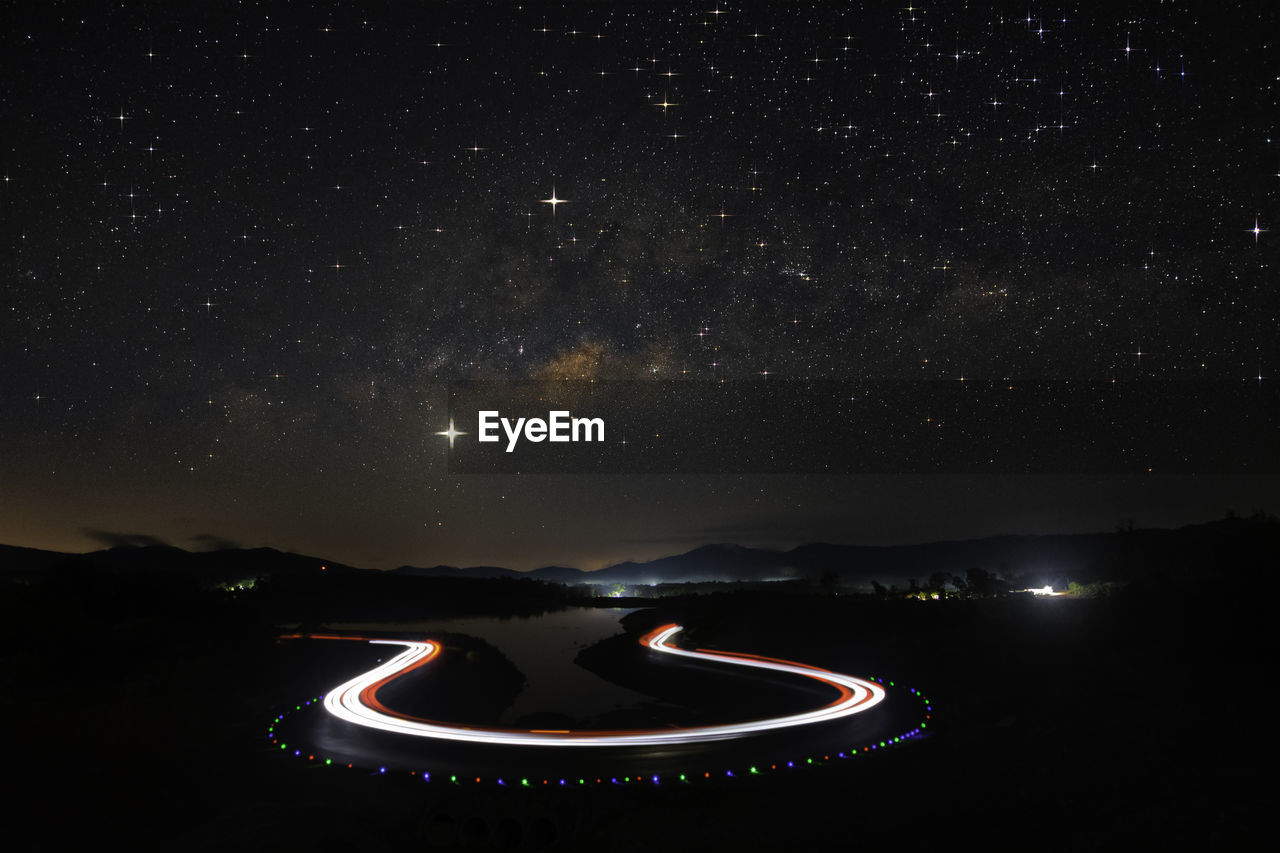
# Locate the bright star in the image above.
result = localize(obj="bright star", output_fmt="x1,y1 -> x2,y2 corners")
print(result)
435,419 -> 467,448
540,187 -> 567,216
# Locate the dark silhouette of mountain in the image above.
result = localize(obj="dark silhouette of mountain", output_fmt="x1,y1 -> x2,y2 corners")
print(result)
566,516 -> 1278,587
0,543 -> 78,573
389,562 -> 590,582
584,543 -> 791,584
391,563 -> 523,579
0,542 -> 359,585
526,565 -> 590,583
389,563 -> 590,582
2,514 -> 1276,589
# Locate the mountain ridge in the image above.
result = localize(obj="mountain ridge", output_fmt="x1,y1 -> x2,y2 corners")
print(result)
3,515 -> 1275,589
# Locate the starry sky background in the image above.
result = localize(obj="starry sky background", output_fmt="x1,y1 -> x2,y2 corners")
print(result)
2,1 -> 1276,570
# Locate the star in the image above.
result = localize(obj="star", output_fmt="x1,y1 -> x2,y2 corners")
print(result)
436,419 -> 467,448
1247,216 -> 1267,243
540,187 -> 568,216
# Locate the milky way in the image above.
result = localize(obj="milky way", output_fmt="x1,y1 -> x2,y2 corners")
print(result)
2,2 -> 1275,568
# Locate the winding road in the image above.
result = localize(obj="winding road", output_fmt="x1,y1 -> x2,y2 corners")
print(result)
305,623 -> 887,747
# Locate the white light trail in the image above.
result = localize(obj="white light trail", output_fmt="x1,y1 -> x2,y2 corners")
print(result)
319,624 -> 885,746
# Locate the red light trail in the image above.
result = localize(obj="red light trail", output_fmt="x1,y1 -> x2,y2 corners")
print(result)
302,623 -> 886,746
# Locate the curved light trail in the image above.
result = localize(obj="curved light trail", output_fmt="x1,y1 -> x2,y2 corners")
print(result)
309,623 -> 886,747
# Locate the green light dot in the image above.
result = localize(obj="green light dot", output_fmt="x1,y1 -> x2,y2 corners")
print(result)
806,758 -> 813,764
679,774 -> 686,781
750,766 -> 758,774
325,759 -> 331,765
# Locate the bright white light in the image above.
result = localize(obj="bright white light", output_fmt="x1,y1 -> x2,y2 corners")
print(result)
435,419 -> 467,448
320,624 -> 885,747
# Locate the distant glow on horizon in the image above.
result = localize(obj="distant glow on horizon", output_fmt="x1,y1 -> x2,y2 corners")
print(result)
317,624 -> 885,746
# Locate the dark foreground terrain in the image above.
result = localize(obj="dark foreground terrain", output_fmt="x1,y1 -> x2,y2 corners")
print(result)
3,537 -> 1271,851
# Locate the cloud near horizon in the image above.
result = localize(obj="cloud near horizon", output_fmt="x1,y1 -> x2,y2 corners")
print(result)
81,529 -> 171,549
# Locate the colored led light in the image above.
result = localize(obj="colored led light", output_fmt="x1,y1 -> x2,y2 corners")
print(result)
273,639 -> 936,784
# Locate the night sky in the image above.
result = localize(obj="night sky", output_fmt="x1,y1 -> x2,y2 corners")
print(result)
2,2 -> 1276,570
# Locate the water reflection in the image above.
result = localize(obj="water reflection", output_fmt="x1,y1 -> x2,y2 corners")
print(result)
327,607 -> 660,722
